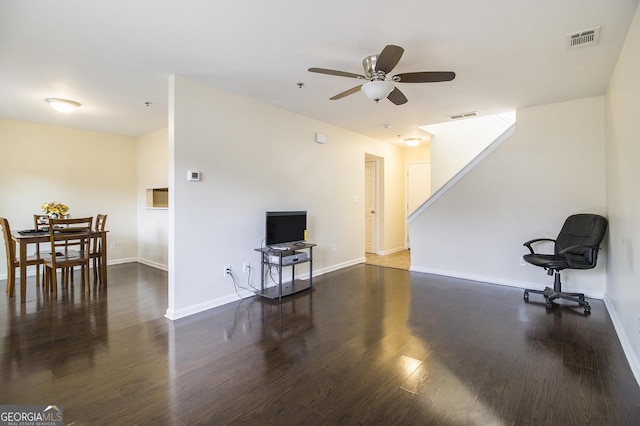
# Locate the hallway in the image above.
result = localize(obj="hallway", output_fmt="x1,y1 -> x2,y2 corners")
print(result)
364,249 -> 411,270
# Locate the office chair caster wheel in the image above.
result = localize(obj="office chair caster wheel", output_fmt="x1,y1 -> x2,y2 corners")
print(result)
584,305 -> 591,314
523,291 -> 529,301
545,301 -> 554,310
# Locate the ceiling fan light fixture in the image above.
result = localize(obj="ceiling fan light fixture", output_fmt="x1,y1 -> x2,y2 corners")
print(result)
44,97 -> 81,113
361,80 -> 394,102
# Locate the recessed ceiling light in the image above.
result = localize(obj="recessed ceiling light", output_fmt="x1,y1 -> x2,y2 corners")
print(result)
44,98 -> 81,113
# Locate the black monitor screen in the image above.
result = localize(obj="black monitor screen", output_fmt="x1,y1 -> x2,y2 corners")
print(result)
265,211 -> 307,246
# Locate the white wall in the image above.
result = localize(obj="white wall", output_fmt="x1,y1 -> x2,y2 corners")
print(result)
381,147 -> 409,253
424,114 -> 516,193
404,143 -> 430,165
605,1 -> 640,383
409,97 -> 607,296
136,127 -> 169,269
167,76 -> 406,319
0,119 -> 138,279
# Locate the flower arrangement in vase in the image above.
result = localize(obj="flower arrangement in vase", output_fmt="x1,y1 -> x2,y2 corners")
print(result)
41,201 -> 69,218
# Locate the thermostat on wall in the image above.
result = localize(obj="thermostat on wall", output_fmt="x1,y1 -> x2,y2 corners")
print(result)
187,170 -> 200,181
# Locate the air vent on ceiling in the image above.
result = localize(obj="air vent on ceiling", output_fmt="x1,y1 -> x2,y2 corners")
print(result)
448,111 -> 477,120
567,26 -> 600,48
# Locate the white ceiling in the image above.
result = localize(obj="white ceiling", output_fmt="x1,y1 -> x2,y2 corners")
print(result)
0,0 -> 637,145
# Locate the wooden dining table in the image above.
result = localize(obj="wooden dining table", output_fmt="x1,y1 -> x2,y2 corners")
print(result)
10,229 -> 108,303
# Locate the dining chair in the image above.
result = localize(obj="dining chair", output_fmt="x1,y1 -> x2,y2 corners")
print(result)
32,214 -> 50,286
42,217 -> 93,298
1,217 -> 44,296
35,214 -> 75,287
90,214 -> 108,285
34,214 -> 49,230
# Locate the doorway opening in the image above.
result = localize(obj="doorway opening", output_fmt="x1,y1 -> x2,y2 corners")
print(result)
363,153 -> 411,271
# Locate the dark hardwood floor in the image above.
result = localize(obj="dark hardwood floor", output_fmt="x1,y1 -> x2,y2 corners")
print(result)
1,262 -> 639,425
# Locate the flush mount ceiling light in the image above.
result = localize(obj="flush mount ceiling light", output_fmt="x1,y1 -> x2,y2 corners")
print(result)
44,98 -> 81,113
361,80 -> 394,102
403,137 -> 421,147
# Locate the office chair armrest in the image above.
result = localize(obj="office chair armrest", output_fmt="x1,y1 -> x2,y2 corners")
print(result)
523,238 -> 556,254
558,244 -> 600,267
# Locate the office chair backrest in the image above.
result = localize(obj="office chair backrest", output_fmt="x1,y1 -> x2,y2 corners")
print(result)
555,214 -> 608,268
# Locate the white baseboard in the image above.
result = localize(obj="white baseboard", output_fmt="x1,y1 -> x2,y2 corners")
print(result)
136,258 -> 168,271
164,257 -> 365,321
165,291 -> 250,320
108,257 -> 138,266
408,266 -> 605,299
376,247 -> 406,256
603,294 -> 640,387
310,257 -> 366,278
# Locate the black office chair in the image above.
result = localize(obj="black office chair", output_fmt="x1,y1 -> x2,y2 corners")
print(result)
523,214 -> 608,313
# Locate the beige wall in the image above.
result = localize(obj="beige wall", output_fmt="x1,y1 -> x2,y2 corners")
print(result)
409,96 -> 607,296
605,1 -> 640,382
167,76 -> 406,319
0,86 -> 406,315
404,143 -> 431,164
378,145 -> 408,253
136,127 -> 169,269
0,119 -> 138,278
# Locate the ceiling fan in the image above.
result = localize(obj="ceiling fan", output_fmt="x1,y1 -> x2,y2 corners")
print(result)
308,44 -> 455,105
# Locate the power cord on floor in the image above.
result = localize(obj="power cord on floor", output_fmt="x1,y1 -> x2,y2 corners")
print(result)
228,267 -> 259,299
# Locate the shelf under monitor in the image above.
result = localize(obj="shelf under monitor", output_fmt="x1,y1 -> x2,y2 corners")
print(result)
255,279 -> 312,299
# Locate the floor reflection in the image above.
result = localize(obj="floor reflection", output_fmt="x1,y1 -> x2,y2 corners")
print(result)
2,262 -> 638,424
1,282 -> 109,381
257,292 -> 315,376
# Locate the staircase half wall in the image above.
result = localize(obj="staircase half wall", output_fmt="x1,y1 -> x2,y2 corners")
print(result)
408,97 -> 607,297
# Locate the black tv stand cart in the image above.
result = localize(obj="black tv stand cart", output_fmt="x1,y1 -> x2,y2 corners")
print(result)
254,243 -> 315,300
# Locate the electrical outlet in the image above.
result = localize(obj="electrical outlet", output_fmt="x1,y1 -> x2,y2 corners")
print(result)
109,242 -> 117,250
243,261 -> 250,273
223,266 -> 231,277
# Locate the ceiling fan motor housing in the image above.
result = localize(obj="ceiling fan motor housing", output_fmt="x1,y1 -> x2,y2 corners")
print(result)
363,55 -> 383,80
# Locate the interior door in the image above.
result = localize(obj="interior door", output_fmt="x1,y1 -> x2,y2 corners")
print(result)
365,160 -> 377,253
